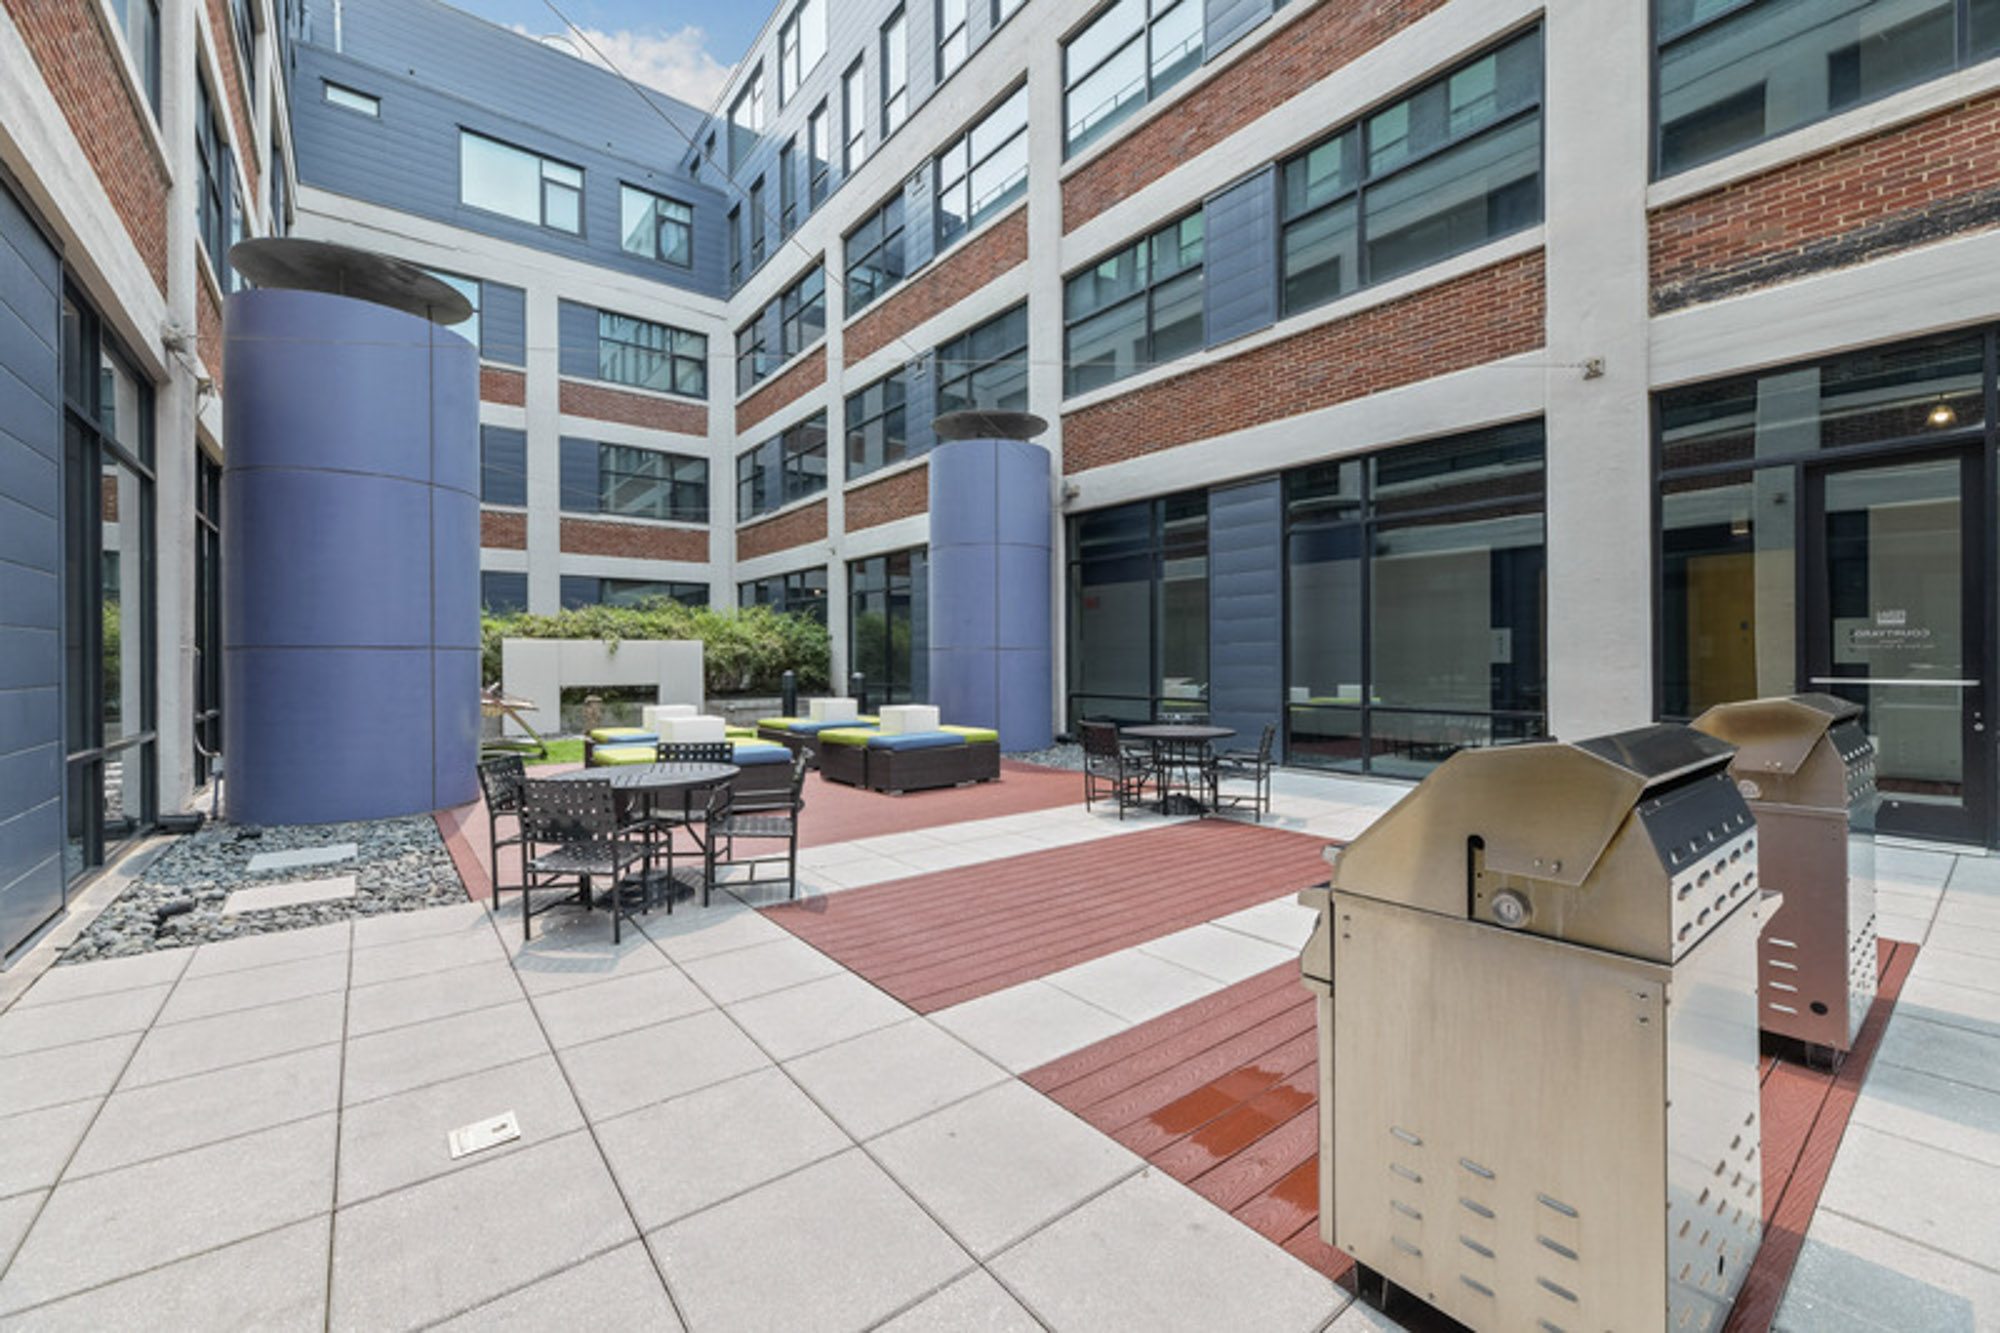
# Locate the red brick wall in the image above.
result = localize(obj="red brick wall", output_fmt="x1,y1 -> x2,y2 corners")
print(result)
736,348 -> 828,433
845,464 -> 929,531
204,0 -> 259,201
198,283 -> 224,390
481,511 -> 527,549
6,0 -> 171,294
560,519 -> 708,562
1062,251 -> 1546,473
1062,0 -> 1449,233
845,207 -> 1027,365
481,367 -> 526,405
560,380 -> 708,435
1651,93 -> 2000,313
737,499 -> 828,561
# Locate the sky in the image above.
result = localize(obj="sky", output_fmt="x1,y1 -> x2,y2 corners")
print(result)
436,0 -> 757,110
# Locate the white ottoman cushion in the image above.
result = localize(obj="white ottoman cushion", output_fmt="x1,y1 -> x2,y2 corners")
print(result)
808,697 -> 859,722
878,704 -> 941,735
660,715 -> 728,743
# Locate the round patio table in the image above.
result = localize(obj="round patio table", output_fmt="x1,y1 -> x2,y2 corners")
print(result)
1119,724 -> 1235,816
542,762 -> 739,900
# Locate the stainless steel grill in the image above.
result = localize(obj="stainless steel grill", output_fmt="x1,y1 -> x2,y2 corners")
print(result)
1299,724 -> 1765,1333
1693,693 -> 1877,1054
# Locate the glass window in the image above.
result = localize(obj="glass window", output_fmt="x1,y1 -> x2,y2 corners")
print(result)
780,0 -> 827,101
883,9 -> 909,135
780,9 -> 803,103
196,76 -> 230,271
111,0 -> 161,116
194,451 -> 221,784
597,445 -> 709,522
994,0 -> 1025,25
1064,212 -> 1203,395
737,318 -> 769,393
846,368 -> 909,479
845,193 -> 906,312
780,266 -> 826,356
739,567 -> 829,622
421,268 -> 480,349
808,102 -> 832,209
1656,0 -> 1992,176
939,0 -> 969,79
1066,493 -> 1206,726
598,311 -> 708,397
323,81 -> 377,116
620,185 -> 694,266
749,176 -> 767,267
481,571 -> 528,614
460,131 -> 582,233
561,577 -> 710,610
728,205 -> 743,286
1280,29 -> 1541,317
850,549 -> 929,704
480,425 -> 527,506
730,65 -> 766,169
269,142 -> 288,236
1063,0 -> 1202,155
844,59 -> 868,171
780,142 -> 799,236
937,304 -> 1029,416
738,415 -> 829,519
936,85 -> 1028,248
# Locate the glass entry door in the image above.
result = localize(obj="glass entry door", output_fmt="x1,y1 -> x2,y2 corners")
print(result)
1807,453 -> 1988,842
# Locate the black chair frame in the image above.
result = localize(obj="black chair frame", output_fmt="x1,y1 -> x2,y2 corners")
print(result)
1080,720 -> 1152,820
519,778 -> 656,943
702,751 -> 809,907
477,754 -> 527,917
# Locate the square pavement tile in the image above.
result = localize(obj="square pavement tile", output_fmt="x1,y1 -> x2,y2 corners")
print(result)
345,959 -> 525,1040
121,990 -> 344,1090
1897,972 -> 2000,1041
1928,919 -> 2000,962
725,971 -> 912,1062
14,949 -> 190,1009
507,916 -> 672,996
1817,1123 -> 2000,1268
1875,844 -> 1958,889
1777,1208 -> 2000,1332
875,1269 -> 1042,1333
1042,950 -> 1223,1026
330,1131 -> 636,1331
246,842 -> 357,874
648,1149 -> 972,1333
1944,855 -> 2000,896
1908,946 -> 2000,998
931,981 -> 1127,1075
1936,894 -> 2000,933
1850,1059 -> 2000,1171
0,1190 -> 46,1277
558,1009 -> 771,1123
223,874 -> 357,915
1210,896 -> 1318,950
529,964 -> 713,1051
1137,923 -> 1295,985
872,1080 -> 1141,1258
0,1032 -> 139,1119
0,1114 -> 336,1315
431,1241 -> 681,1331
343,1001 -> 550,1107
991,1169 -> 1339,1333
349,901 -> 492,951
69,1044 -> 341,1180
641,901 -> 791,963
1875,1012 -> 2000,1096
154,950 -> 349,1026
337,1052 -> 585,1206
181,920 -> 352,980
0,983 -> 171,1058
680,935 -> 843,1005
596,1065 -> 850,1230
0,1099 -> 100,1199
783,1017 -> 1008,1141
0,1215 -> 330,1332
347,926 -> 507,990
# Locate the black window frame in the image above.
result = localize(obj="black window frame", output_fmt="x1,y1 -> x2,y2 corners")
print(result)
597,310 -> 708,398
1063,210 -> 1205,396
564,441 -> 710,524
844,192 -> 906,313
937,303 -> 1030,417
935,83 -> 1028,251
737,413 -> 830,519
458,129 -> 584,235
619,183 -> 695,268
1061,0 -> 1204,156
845,368 -> 909,480
739,567 -> 829,622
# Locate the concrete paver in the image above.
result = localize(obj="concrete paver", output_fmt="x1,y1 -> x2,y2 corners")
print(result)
1042,948 -> 1226,1025
783,1016 -> 1009,1141
430,1241 -> 683,1331
556,1009 -> 771,1122
179,919 -> 351,979
0,1032 -> 138,1118
342,999 -> 548,1106
679,933 -> 844,1004
0,1099 -> 99,1198
724,969 -> 911,1060
931,978 -> 1128,1074
529,961 -> 713,1048
120,989 -> 344,1089
0,983 -> 171,1057
875,1269 -> 1043,1332
153,950 -> 348,1025
1776,1208 -> 2000,1331
344,957 -> 523,1038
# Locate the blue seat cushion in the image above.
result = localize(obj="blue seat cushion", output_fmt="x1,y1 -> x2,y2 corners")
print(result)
866,731 -> 965,752
729,742 -> 792,765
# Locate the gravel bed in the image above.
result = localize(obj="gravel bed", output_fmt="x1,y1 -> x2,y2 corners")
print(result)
1006,741 -> 1084,771
59,815 -> 467,965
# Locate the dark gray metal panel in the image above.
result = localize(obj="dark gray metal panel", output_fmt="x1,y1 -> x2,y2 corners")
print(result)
1204,0 -> 1272,60
1206,477 -> 1283,747
559,436 -> 599,512
557,300 -> 598,378
901,168 -> 934,272
0,180 -> 66,956
1203,168 -> 1278,348
481,281 -> 525,365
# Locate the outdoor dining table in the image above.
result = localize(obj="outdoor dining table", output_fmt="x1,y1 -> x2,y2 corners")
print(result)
1119,723 -> 1236,816
542,761 -> 739,899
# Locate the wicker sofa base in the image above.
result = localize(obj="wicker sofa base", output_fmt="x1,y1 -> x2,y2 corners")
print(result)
818,742 -> 869,788
863,741 -> 1000,794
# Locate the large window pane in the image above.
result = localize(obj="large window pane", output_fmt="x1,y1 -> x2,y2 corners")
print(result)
1363,116 -> 1541,284
1659,469 -> 1797,718
461,132 -> 543,224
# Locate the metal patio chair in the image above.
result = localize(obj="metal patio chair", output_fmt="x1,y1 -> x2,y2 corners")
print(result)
701,750 -> 809,907
1209,722 -> 1276,822
476,753 -> 527,916
1080,719 -> 1152,819
518,777 -> 655,943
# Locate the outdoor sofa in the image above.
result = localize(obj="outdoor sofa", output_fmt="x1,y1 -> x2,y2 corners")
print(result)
814,725 -> 1001,794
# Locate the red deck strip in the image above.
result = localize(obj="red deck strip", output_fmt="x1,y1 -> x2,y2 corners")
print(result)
766,821 -> 1330,1012
1033,935 -> 1919,1327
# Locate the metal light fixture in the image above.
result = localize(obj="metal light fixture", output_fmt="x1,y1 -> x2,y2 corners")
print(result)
1928,401 -> 1958,428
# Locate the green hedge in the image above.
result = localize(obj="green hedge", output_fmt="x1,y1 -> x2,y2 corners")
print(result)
481,600 -> 830,696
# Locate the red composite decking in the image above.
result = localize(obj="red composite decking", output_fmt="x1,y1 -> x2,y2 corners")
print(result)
765,821 -> 1333,1012
1028,938 -> 1918,1327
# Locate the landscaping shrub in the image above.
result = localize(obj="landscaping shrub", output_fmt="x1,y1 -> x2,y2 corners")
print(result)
480,600 -> 830,696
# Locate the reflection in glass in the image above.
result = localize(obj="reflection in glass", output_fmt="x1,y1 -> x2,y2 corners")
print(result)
1660,469 -> 1798,717
850,549 -> 929,705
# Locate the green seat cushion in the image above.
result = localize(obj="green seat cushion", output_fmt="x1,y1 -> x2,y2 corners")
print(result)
817,727 -> 879,748
939,725 -> 999,744
725,726 -> 758,739
757,716 -> 807,729
588,727 -> 656,743
591,744 -> 655,766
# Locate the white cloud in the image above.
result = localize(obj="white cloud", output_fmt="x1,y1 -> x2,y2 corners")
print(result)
513,23 -> 734,110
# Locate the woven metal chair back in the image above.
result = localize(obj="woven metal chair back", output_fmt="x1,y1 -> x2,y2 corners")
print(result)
477,754 -> 526,814
1080,720 -> 1122,761
521,778 -> 619,844
788,749 -> 810,805
658,741 -> 732,764
1255,722 -> 1277,762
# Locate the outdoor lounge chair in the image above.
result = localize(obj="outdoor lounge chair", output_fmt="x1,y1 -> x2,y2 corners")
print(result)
519,778 -> 655,943
1081,719 -> 1152,819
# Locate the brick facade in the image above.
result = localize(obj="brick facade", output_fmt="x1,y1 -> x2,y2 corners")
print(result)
1651,93 -> 2000,314
197,282 -> 224,389
481,510 -> 527,549
736,499 -> 828,561
6,0 -> 171,294
1062,0 -> 1449,233
559,379 -> 708,435
480,367 -> 526,405
845,207 -> 1027,365
559,518 -> 709,562
844,464 -> 930,531
736,348 -> 828,433
1061,251 -> 1546,473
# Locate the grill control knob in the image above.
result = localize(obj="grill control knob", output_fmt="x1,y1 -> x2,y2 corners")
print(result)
1490,890 -> 1531,929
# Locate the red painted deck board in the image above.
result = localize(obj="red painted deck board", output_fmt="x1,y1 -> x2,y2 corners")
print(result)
765,821 -> 1331,1012
1034,938 -> 1919,1314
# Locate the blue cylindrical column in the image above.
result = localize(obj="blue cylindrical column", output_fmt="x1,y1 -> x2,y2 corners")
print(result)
927,437 -> 1052,752
222,288 -> 479,824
